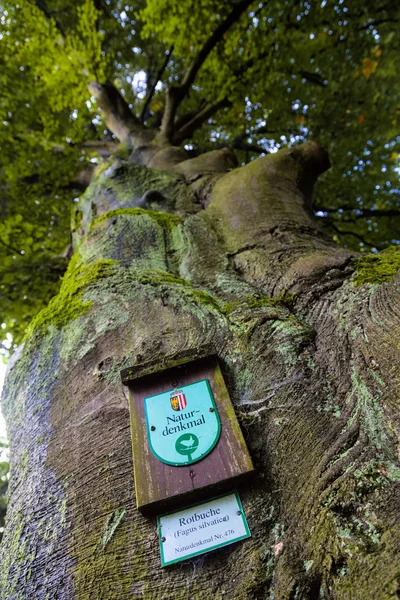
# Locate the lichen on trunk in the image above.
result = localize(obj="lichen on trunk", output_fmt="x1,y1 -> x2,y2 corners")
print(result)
1,141 -> 400,600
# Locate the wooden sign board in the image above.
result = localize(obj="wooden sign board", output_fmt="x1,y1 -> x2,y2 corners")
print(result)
121,350 -> 254,515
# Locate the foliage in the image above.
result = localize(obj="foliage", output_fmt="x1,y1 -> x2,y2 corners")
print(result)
0,0 -> 399,345
0,255 -> 68,353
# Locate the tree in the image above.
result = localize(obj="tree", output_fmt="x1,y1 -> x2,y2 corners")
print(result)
0,437 -> 8,543
1,1 -> 400,598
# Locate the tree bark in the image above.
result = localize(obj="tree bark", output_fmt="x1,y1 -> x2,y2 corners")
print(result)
1,139 -> 400,600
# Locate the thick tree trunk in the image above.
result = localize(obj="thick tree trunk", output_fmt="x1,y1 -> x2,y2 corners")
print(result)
1,141 -> 399,599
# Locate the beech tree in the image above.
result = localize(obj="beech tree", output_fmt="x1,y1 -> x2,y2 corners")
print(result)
1,1 -> 400,598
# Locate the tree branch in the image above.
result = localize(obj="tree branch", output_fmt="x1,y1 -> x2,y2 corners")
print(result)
174,103 -> 207,131
230,124 -> 288,153
93,0 -> 112,20
173,99 -> 231,144
7,164 -> 97,195
35,1 -> 66,38
225,48 -> 270,80
51,139 -> 118,157
316,207 -> 400,219
78,140 -> 118,157
327,223 -> 374,247
140,46 -> 174,123
232,140 -> 267,154
88,81 -> 145,142
0,238 -> 23,256
233,125 -> 278,145
358,17 -> 399,31
181,1 -> 254,91
299,71 -> 326,87
160,0 -> 254,141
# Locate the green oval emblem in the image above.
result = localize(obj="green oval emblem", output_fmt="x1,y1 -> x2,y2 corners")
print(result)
144,380 -> 221,466
175,433 -> 200,462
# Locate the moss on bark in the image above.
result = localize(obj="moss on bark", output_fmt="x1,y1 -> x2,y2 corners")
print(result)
2,142 -> 400,599
91,207 -> 182,231
352,246 -> 400,285
25,254 -> 116,338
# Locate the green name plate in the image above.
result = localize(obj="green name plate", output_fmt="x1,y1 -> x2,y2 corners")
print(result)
144,379 -> 221,466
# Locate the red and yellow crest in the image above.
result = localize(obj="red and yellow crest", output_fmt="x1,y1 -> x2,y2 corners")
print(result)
170,390 -> 187,411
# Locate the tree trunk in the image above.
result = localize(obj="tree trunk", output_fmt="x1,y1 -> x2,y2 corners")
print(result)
1,140 -> 399,600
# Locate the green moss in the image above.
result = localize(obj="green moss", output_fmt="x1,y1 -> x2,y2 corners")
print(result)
274,290 -> 297,307
246,291 -> 296,309
25,254 -> 116,338
133,269 -> 224,313
89,159 -> 196,216
246,296 -> 277,308
135,268 -> 188,286
91,207 -> 182,232
221,301 -> 238,315
49,263 -> 228,370
112,139 -> 132,159
73,504 -> 149,599
189,288 -> 222,312
304,456 -> 400,597
234,547 -> 271,598
19,448 -> 29,475
223,292 -> 296,316
92,156 -> 115,178
0,512 -> 24,597
75,158 -> 196,239
353,246 -> 400,286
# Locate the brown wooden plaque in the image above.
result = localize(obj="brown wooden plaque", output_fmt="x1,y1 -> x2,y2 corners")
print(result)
121,351 -> 254,515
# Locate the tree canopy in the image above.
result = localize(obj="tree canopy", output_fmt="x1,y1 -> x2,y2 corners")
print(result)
0,0 -> 399,346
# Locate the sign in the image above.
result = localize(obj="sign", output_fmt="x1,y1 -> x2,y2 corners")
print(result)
158,492 -> 251,567
144,379 -> 221,466
121,352 -> 255,515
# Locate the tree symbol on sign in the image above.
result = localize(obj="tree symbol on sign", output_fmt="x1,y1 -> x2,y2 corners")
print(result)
175,433 -> 199,463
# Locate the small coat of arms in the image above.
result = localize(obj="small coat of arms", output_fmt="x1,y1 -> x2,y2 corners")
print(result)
170,390 -> 187,411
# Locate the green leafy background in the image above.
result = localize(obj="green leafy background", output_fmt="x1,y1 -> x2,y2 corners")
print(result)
0,0 -> 399,346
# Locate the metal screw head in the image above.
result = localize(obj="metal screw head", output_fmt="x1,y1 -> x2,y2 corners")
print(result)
150,425 -> 156,431
161,536 -> 166,542
236,510 -> 241,516
209,407 -> 214,412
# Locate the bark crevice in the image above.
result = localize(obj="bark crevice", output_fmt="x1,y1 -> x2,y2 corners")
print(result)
2,140 -> 400,600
